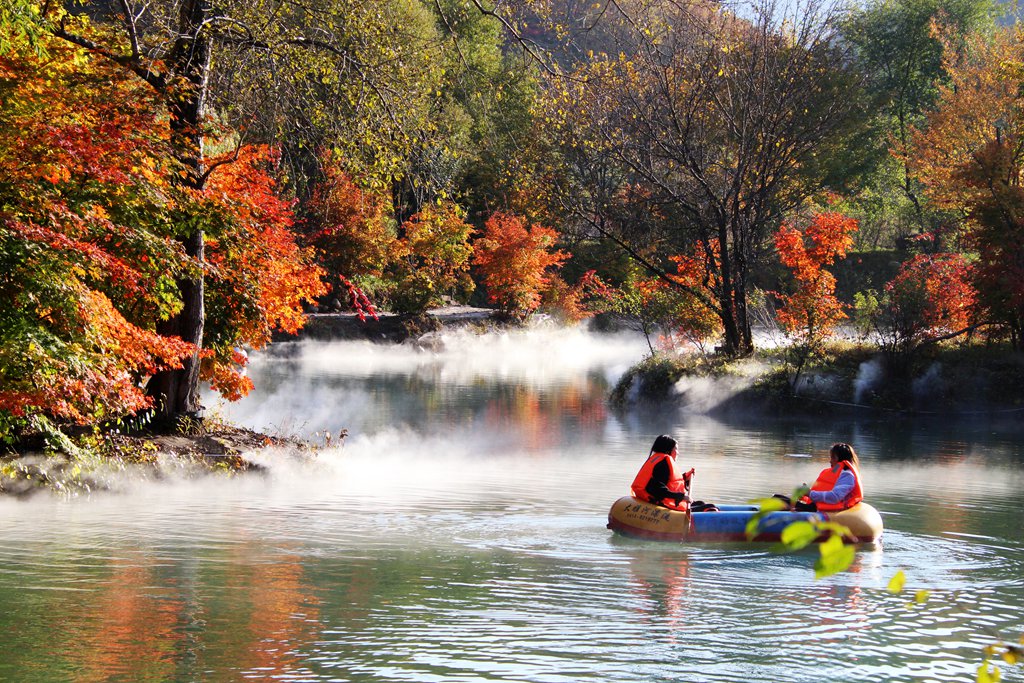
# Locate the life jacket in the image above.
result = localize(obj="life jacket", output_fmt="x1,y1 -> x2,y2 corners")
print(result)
806,460 -> 864,512
631,452 -> 690,511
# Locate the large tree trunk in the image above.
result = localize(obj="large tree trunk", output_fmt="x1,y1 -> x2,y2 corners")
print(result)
147,0 -> 211,422
149,229 -> 205,418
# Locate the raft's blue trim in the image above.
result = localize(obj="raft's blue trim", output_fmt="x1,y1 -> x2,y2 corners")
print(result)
691,510 -> 825,536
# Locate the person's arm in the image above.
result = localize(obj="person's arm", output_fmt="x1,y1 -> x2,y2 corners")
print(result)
645,459 -> 689,504
808,469 -> 855,505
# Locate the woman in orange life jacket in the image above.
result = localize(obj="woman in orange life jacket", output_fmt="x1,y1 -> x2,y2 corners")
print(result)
793,442 -> 864,512
630,435 -> 694,511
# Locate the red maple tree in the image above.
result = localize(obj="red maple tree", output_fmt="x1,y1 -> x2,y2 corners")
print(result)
774,213 -> 858,388
472,212 -> 569,319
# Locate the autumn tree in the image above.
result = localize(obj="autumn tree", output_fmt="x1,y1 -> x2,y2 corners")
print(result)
540,0 -> 867,356
911,26 -> 1024,347
0,27 -> 326,437
201,145 -> 327,400
774,213 -> 858,390
472,212 -> 568,319
302,156 -> 397,294
0,34 -> 194,436
873,253 -> 977,368
841,0 -> 994,240
389,202 -> 475,314
22,0 -> 462,422
540,270 -> 615,325
603,243 -> 723,358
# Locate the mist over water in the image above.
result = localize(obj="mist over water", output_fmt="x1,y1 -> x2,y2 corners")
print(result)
3,323 -> 1024,683
206,324 -> 650,443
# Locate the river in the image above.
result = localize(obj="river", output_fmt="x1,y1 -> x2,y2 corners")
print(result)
1,324 -> 1022,682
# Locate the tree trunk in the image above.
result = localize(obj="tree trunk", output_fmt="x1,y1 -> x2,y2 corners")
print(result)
146,0 -> 211,422
149,229 -> 205,419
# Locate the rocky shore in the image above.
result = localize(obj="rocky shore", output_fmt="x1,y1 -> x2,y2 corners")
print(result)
0,422 -> 319,498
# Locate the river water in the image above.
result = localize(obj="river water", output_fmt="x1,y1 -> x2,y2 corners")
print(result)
1,324 -> 1022,682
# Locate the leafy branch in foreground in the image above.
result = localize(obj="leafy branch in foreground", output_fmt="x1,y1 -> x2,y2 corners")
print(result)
745,487 -> 855,578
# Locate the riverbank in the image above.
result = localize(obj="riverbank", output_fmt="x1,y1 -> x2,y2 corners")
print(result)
0,421 -> 319,498
610,342 -> 1024,419
3,306 -> 499,497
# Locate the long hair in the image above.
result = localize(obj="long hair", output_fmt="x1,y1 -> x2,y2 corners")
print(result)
830,442 -> 860,469
650,434 -> 677,455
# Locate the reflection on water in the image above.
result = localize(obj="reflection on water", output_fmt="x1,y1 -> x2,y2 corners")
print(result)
2,325 -> 1024,682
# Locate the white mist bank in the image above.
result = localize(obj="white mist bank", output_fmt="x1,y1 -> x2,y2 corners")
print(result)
8,425 -> 1021,519
257,324 -> 650,385
204,324 -> 652,438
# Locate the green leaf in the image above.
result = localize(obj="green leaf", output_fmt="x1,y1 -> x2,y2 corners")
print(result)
814,534 -> 855,578
977,662 -> 1001,683
756,497 -> 788,512
745,514 -> 763,539
780,520 -> 819,550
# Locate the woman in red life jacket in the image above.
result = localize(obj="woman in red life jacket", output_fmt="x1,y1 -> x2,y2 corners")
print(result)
630,434 -> 693,510
796,442 -> 864,512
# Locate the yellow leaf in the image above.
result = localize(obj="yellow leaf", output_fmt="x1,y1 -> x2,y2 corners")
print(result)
887,570 -> 906,594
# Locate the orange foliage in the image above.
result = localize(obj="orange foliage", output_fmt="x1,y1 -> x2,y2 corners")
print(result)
909,26 -> 1024,342
774,212 -> 857,343
542,270 -> 615,323
303,155 -> 396,282
201,145 -> 327,399
0,286 -> 193,423
882,253 -> 977,352
472,212 -> 569,318
664,241 -> 725,350
910,27 -> 1019,210
0,35 -> 196,429
389,201 -> 475,313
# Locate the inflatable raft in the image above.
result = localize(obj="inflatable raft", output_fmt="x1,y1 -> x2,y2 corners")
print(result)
607,496 -> 883,543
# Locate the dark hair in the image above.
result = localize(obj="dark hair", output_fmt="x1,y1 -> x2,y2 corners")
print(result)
651,434 -> 677,455
830,442 -> 860,468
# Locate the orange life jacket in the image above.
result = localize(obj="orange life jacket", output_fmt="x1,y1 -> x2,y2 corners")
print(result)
630,452 -> 690,510
808,460 -> 864,511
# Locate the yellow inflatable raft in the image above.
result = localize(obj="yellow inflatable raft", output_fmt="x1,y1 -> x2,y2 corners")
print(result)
607,497 -> 883,543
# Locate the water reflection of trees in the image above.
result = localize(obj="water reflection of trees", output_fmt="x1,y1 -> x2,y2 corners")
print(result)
40,545 -> 324,680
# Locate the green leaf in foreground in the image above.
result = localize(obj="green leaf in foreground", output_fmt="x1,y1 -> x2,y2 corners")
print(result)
744,496 -> 788,539
976,661 -> 1001,683
887,570 -> 906,594
780,520 -> 819,551
814,534 -> 856,578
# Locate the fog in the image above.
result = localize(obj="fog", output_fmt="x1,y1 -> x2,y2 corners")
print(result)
249,324 -> 649,384
11,323 -> 1022,509
205,324 -> 651,440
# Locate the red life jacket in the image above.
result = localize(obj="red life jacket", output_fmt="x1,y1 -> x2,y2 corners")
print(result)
631,452 -> 690,511
808,460 -> 864,511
